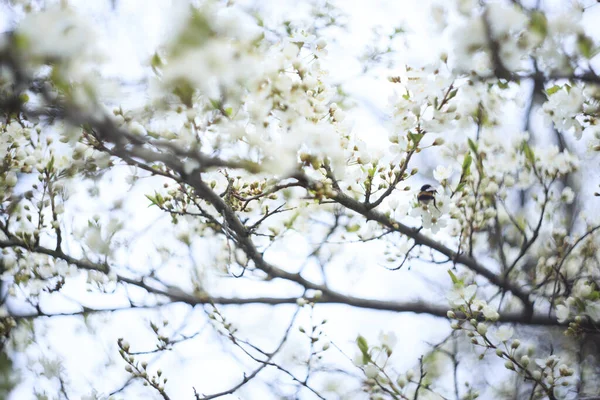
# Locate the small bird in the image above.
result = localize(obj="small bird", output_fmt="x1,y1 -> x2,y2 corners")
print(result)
417,184 -> 439,210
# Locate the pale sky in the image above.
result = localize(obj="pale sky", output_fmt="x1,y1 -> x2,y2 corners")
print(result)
2,0 -> 600,399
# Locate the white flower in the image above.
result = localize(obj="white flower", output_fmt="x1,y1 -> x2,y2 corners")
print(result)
542,87 -> 585,136
484,181 -> 499,195
54,204 -> 65,215
447,284 -> 477,307
573,281 -> 592,298
583,124 -> 600,140
433,165 -> 453,182
379,331 -> 397,350
17,7 -> 96,59
85,226 -> 110,255
561,187 -> 575,204
129,122 -> 147,136
585,301 -> 600,322
40,357 -> 62,379
556,304 -> 570,323
482,305 -> 500,321
446,292 -> 463,308
289,29 -> 316,45
183,159 -> 200,175
213,6 -> 262,42
494,326 -> 514,342
548,9 -> 582,35
332,108 -> 345,122
487,3 -> 528,38
353,352 -> 366,366
5,172 -> 17,187
282,41 -> 300,60
364,365 -> 379,379
456,0 -> 478,14
504,175 -> 515,187
451,16 -> 486,72
2,254 -> 16,270
463,284 -> 477,299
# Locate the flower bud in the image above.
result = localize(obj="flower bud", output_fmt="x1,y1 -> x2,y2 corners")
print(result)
397,376 -> 407,388
5,172 -> 17,187
296,298 -> 308,307
477,323 -> 488,335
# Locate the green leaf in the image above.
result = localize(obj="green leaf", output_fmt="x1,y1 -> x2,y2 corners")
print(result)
448,270 -> 460,285
467,138 -> 478,155
356,335 -> 369,355
0,350 -> 18,397
254,13 -> 264,27
145,194 -> 157,206
408,132 -> 424,145
529,11 -> 548,39
170,8 -> 213,57
209,99 -> 221,109
346,224 -> 360,233
50,66 -> 70,93
356,335 -> 371,363
151,52 -> 163,75
577,34 -> 594,59
147,130 -> 161,139
446,88 -> 459,102
462,152 -> 472,176
172,80 -> 195,108
545,85 -> 561,96
522,141 -> 535,165
12,33 -> 29,51
48,156 -> 55,172
283,212 -> 299,229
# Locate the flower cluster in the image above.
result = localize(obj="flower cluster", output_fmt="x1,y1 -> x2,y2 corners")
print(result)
447,281 -> 575,398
